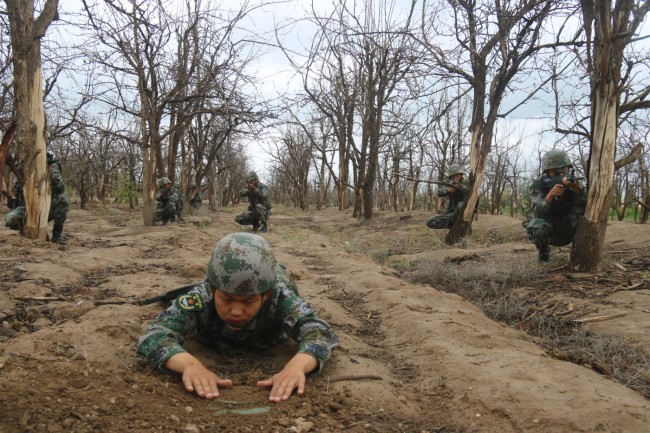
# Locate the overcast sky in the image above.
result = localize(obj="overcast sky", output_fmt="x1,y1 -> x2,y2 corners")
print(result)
52,0 -> 649,178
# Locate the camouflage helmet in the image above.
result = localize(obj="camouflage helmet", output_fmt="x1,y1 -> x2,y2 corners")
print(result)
206,233 -> 277,296
46,152 -> 56,165
157,177 -> 171,188
447,164 -> 464,178
246,171 -> 258,181
542,150 -> 572,172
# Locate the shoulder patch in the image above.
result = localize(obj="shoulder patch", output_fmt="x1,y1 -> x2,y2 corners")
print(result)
176,293 -> 205,311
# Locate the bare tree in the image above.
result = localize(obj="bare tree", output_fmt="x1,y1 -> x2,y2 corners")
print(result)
81,0 -> 266,225
567,0 -> 650,270
0,11 -> 13,128
5,0 -> 59,239
0,12 -> 15,200
279,5 -> 358,211
418,0 -> 558,243
270,127 -> 313,210
281,0 -> 420,217
484,129 -> 523,215
639,148 -> 650,223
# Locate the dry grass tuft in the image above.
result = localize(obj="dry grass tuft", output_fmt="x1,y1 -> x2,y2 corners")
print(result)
407,256 -> 650,398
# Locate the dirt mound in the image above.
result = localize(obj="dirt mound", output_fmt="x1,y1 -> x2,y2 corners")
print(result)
1,204 -> 649,432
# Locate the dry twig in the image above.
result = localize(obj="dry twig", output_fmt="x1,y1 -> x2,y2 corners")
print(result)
572,313 -> 626,323
13,296 -> 68,302
327,374 -> 383,383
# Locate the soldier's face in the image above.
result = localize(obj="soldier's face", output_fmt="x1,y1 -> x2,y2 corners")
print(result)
249,179 -> 258,187
547,166 -> 569,177
213,289 -> 270,330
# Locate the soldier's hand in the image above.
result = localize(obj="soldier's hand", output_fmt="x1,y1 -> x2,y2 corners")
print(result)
562,177 -> 582,193
256,353 -> 317,402
165,353 -> 232,399
181,364 -> 232,399
545,183 -> 565,203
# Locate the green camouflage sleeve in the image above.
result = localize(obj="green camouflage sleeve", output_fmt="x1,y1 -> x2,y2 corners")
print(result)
530,177 -> 550,218
255,184 -> 269,201
50,168 -> 66,195
274,274 -> 339,372
136,291 -> 204,370
456,178 -> 468,194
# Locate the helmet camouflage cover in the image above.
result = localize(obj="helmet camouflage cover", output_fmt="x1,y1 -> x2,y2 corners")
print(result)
447,164 -> 464,178
157,177 -> 171,188
542,150 -> 573,171
246,171 -> 258,181
206,233 -> 277,296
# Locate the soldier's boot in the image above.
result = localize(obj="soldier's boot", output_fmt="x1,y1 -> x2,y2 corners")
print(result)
252,222 -> 259,233
260,221 -> 268,233
52,223 -> 66,245
177,214 -> 185,223
537,244 -> 550,262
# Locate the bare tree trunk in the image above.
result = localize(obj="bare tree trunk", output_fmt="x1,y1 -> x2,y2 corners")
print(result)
339,146 -> 348,210
570,82 -> 617,270
446,122 -> 487,243
568,0 -> 650,270
142,146 -> 156,226
6,0 -> 59,240
317,142 -> 327,210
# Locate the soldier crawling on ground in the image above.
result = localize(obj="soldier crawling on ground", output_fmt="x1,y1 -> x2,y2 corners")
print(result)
137,232 -> 339,402
235,171 -> 271,233
426,164 -> 467,230
154,177 -> 181,225
523,150 -> 587,262
5,152 -> 70,244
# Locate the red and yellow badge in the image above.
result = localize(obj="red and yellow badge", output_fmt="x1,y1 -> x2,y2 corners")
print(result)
176,293 -> 204,311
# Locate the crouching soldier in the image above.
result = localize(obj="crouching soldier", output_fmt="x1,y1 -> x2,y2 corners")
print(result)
154,177 -> 180,225
524,150 -> 587,262
137,233 -> 339,402
190,191 -> 202,213
235,171 -> 271,232
426,164 -> 467,229
5,152 -> 70,244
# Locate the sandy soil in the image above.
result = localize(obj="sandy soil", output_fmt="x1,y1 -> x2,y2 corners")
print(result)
1,203 -> 649,433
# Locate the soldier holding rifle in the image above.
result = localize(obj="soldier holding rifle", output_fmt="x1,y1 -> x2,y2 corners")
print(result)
426,164 -> 468,230
524,150 -> 587,262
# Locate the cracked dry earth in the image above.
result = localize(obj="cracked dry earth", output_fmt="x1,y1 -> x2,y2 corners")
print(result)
1,203 -> 649,433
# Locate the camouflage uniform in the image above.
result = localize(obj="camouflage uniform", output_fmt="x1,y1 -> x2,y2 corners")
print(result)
426,165 -> 467,229
173,183 -> 185,222
137,233 -> 339,372
524,150 -> 587,261
154,177 -> 180,224
5,155 -> 70,244
190,192 -> 202,210
235,171 -> 271,232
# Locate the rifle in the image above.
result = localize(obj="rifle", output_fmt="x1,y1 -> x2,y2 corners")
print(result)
158,187 -> 171,203
137,282 -> 201,306
541,168 -> 584,191
392,172 -> 456,188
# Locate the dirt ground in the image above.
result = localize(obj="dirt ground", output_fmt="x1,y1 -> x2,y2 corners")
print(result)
1,202 -> 649,433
